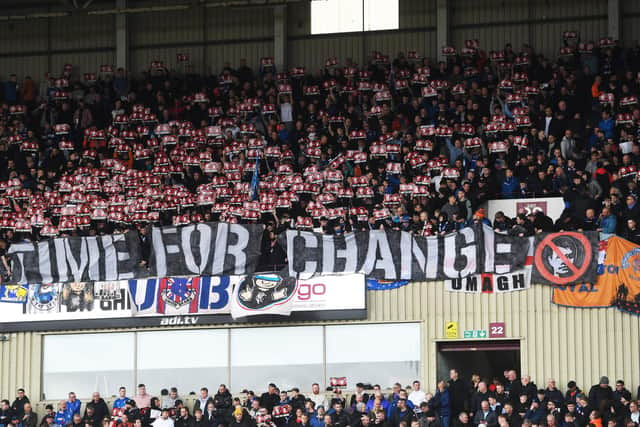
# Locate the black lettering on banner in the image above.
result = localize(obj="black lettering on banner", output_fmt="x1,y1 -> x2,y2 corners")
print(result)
150,222 -> 264,278
7,232 -> 142,284
465,276 -> 478,292
496,275 -> 509,291
450,278 -> 463,290
281,224 -> 530,281
512,274 -> 525,289
482,275 -> 494,293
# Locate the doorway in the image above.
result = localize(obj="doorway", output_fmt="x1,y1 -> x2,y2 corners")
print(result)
436,340 -> 521,383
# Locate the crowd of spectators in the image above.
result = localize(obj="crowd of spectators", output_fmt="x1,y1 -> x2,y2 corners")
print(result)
2,35 -> 640,270
2,371 -> 640,427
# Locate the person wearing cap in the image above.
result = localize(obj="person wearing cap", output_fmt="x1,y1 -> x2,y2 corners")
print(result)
564,382 -> 582,404
587,378 -> 613,417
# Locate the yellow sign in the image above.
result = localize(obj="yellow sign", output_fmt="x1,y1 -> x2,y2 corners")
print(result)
445,321 -> 458,339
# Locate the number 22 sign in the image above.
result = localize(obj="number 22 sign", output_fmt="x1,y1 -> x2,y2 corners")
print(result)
489,322 -> 506,338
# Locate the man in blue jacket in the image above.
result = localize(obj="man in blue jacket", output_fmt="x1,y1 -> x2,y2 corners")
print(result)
66,393 -> 81,418
54,401 -> 72,427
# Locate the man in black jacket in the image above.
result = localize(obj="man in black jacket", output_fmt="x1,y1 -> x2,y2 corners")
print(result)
543,379 -> 564,407
214,385 -> 233,427
470,383 -> 490,416
448,369 -> 470,419
388,399 -> 415,427
260,385 -> 280,413
330,403 -> 350,427
11,389 -> 29,419
21,403 -> 37,427
612,380 -> 632,422
588,377 -> 613,415
87,393 -> 110,423
0,400 -> 13,427
289,390 -> 306,413
176,407 -> 195,427
81,405 -> 100,427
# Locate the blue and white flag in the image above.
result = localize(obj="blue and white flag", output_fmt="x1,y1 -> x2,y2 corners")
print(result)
0,285 -> 29,303
129,276 -> 233,315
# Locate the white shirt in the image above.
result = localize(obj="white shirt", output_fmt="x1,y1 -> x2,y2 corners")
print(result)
544,116 -> 552,137
408,390 -> 426,406
631,412 -> 639,423
153,418 -> 174,427
280,103 -> 293,123
308,392 -> 328,410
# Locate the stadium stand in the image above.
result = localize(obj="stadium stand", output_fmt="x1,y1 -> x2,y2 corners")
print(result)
1,37 -> 640,271
1,373 -> 639,427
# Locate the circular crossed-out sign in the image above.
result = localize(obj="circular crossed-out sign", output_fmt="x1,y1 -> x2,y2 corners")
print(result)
534,232 -> 593,285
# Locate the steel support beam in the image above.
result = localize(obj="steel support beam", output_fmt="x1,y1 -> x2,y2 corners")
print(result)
436,0 -> 449,62
608,0 -> 620,40
273,4 -> 287,71
115,0 -> 128,70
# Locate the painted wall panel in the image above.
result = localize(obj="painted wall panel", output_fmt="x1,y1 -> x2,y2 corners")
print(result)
0,20 -> 49,55
2,282 -> 639,404
50,14 -> 113,50
129,8 -> 204,46
207,6 -> 274,41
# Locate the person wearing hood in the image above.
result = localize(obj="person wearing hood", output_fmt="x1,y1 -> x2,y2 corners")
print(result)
588,377 -> 613,416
